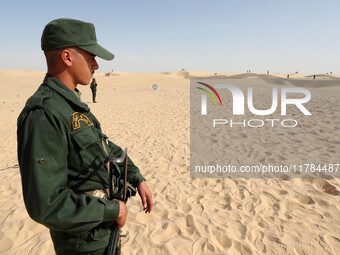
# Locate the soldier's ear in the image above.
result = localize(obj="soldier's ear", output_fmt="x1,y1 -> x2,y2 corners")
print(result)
60,48 -> 73,67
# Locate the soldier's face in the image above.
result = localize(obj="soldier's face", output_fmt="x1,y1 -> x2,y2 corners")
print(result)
70,48 -> 99,85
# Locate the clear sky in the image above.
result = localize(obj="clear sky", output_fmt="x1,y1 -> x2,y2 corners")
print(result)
1,0 -> 339,74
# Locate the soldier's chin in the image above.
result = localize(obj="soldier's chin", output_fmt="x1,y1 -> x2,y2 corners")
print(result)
79,80 -> 91,86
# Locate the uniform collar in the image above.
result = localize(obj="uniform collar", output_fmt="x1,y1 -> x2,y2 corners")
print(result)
43,73 -> 90,112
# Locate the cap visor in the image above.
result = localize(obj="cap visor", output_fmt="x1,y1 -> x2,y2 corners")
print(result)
79,44 -> 114,61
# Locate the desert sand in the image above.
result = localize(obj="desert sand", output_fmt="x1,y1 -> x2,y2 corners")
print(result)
0,69 -> 339,255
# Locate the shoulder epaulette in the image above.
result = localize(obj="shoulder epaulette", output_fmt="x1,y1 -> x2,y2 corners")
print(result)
26,87 -> 52,110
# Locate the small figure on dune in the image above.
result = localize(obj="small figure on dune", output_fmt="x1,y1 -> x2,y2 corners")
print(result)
90,78 -> 97,103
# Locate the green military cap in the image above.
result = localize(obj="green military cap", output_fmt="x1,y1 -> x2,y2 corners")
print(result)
41,18 -> 114,61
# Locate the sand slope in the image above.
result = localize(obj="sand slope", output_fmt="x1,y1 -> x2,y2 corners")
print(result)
0,70 -> 339,254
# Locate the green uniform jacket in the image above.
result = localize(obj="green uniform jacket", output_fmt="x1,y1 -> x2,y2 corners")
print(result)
90,81 -> 97,91
17,74 -> 145,252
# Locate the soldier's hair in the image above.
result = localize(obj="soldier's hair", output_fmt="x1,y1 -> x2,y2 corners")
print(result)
44,47 -> 82,68
44,49 -> 62,68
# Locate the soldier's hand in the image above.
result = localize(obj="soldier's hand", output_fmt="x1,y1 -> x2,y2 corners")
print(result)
137,181 -> 153,214
114,200 -> 128,228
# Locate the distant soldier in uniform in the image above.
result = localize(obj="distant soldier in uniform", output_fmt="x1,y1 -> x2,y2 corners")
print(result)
17,18 -> 153,255
90,78 -> 98,103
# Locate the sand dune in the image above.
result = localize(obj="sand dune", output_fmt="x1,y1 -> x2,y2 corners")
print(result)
0,69 -> 339,254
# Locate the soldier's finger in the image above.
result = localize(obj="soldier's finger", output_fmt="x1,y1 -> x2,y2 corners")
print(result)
141,195 -> 147,211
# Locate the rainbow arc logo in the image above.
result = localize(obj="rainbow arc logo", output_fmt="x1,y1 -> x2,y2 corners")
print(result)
196,82 -> 223,106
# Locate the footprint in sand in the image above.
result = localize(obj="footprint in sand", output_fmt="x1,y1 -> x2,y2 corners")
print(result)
297,195 -> 315,205
232,240 -> 252,255
193,237 -> 215,254
244,199 -> 256,215
179,202 -> 191,213
149,222 -> 181,245
215,233 -> 232,249
257,217 -> 270,229
237,224 -> 247,236
313,178 -> 339,195
186,214 -> 194,228
273,188 -> 288,195
187,195 -> 204,203
249,231 -> 266,253
263,234 -> 289,254
0,237 -> 13,253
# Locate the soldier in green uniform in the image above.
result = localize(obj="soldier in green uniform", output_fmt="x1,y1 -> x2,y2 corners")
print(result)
90,78 -> 97,103
17,18 -> 153,255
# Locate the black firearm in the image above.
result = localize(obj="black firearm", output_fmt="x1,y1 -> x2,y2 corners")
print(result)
106,148 -> 132,255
